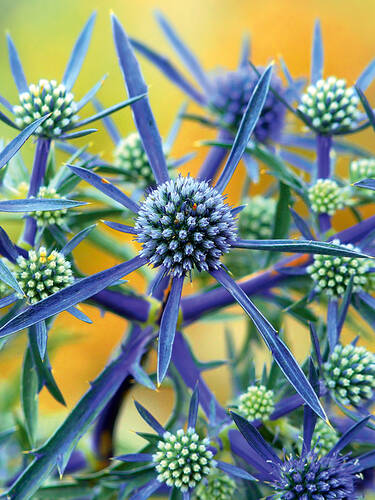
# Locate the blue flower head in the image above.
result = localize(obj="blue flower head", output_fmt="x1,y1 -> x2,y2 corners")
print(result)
209,67 -> 286,143
135,175 -> 237,277
270,449 -> 358,499
231,410 -> 373,500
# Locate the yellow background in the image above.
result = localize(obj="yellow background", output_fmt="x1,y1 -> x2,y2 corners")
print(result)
0,0 -> 374,481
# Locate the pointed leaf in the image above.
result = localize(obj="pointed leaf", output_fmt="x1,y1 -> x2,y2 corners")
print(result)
66,306 -> 92,324
76,75 -> 107,112
290,208 -> 315,240
71,95 -> 146,129
303,360 -> 319,451
355,178 -> 375,191
309,322 -> 322,368
7,33 -> 28,93
28,325 -> 65,405
131,38 -> 206,105
216,64 -> 273,193
0,259 -> 23,295
111,14 -> 169,185
158,276 -> 184,384
215,459 -> 256,481
0,255 -> 147,337
35,320 -> 47,360
211,268 -> 327,421
356,58 -> 375,91
61,224 -> 96,256
239,33 -> 251,68
62,13 -> 96,90
131,363 -> 155,390
232,238 -> 371,258
311,20 -> 324,84
68,164 -> 140,213
188,384 -> 199,428
92,98 -> 121,144
0,226 -> 20,262
355,86 -> 375,131
134,400 -> 165,436
59,128 -> 97,140
328,416 -> 371,456
154,10 -> 211,93
0,197 -> 85,212
231,411 -> 282,464
327,299 -> 338,351
0,109 -> 19,129
102,220 -> 137,235
0,116 -> 49,170
21,347 -> 38,447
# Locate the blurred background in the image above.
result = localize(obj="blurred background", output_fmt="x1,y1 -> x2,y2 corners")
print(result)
0,0 -> 374,459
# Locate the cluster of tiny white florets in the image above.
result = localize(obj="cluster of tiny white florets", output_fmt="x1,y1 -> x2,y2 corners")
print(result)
13,79 -> 78,137
31,186 -> 68,227
311,420 -> 339,456
323,344 -> 375,407
15,247 -> 73,304
194,469 -> 236,500
307,240 -> 371,298
350,158 -> 375,184
238,196 -> 276,240
135,176 -> 237,277
298,77 -> 360,134
153,428 -> 215,492
308,179 -> 346,215
238,384 -> 275,421
113,132 -> 165,187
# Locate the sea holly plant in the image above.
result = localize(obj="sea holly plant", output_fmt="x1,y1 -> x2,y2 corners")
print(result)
0,12 -> 145,247
0,9 -> 374,500
129,10 -> 307,183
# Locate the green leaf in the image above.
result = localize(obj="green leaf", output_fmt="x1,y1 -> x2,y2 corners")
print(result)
21,347 -> 39,448
267,182 -> 291,266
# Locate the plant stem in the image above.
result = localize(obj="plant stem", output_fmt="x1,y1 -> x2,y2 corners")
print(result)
22,138 -> 51,247
316,134 -> 332,233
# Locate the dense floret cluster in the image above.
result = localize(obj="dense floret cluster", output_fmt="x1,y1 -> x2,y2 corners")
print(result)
13,79 -> 78,137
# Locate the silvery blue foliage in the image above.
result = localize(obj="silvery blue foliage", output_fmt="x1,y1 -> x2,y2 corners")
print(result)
0,11 -> 374,500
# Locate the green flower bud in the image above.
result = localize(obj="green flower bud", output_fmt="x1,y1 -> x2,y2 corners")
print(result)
238,384 -> 275,421
15,247 -> 74,304
308,179 -> 346,215
153,428 -> 215,493
13,79 -> 78,137
323,344 -> 375,406
298,77 -> 360,134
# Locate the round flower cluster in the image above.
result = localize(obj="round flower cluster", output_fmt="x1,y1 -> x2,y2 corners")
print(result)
272,450 -> 357,499
209,68 -> 286,142
135,175 -> 237,277
311,420 -> 339,456
298,76 -> 360,134
114,132 -> 162,187
307,240 -> 371,298
13,79 -> 78,137
238,384 -> 275,421
323,344 -> 375,406
153,428 -> 215,493
350,158 -> 375,184
238,196 -> 276,240
31,186 -> 68,227
195,469 -> 236,500
308,179 -> 346,215
15,247 -> 74,304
